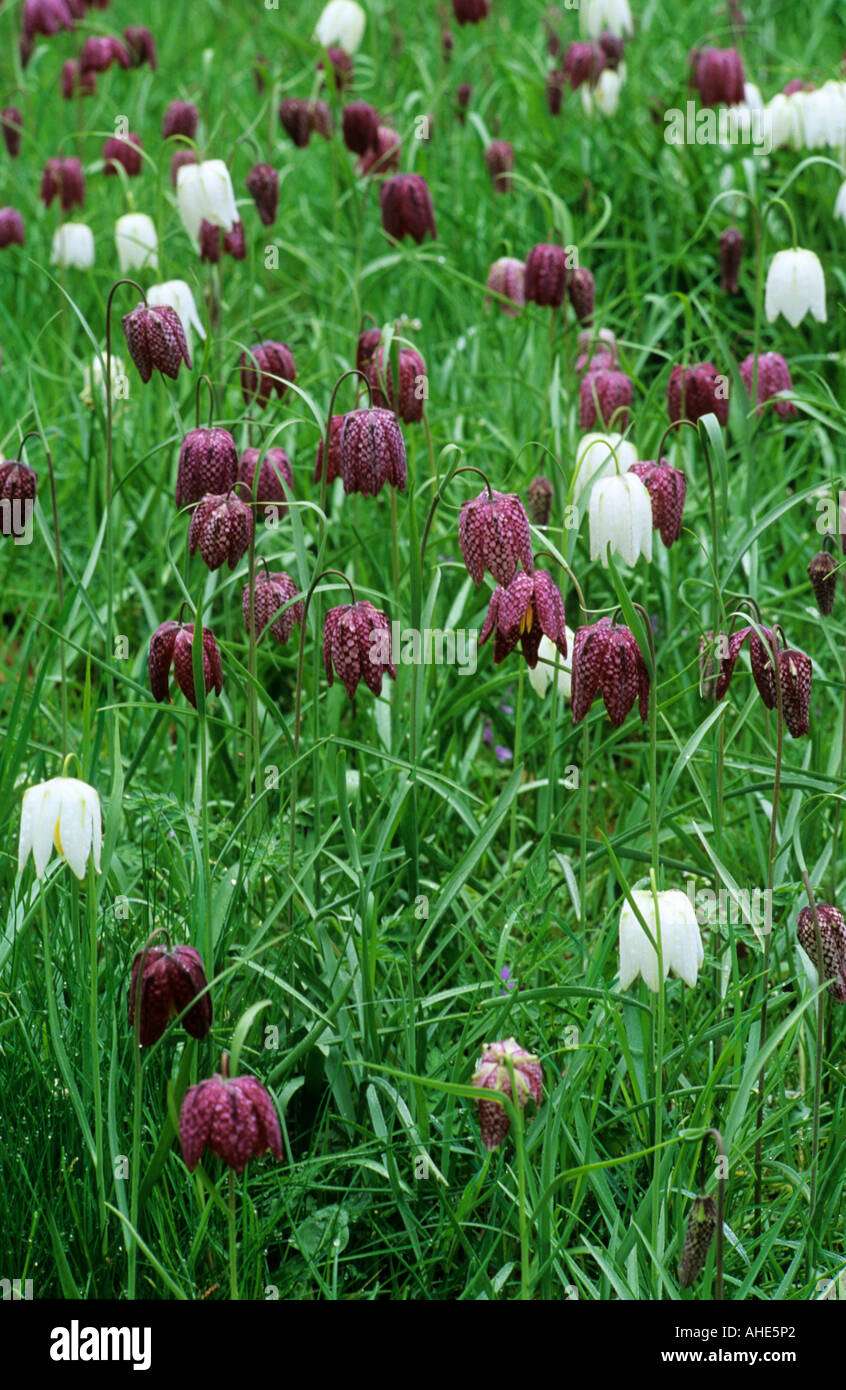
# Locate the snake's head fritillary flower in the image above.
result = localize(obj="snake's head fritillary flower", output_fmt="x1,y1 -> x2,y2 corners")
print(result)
485,258 -> 525,318
579,368 -> 632,430
365,345 -> 427,424
457,82 -> 472,120
162,100 -> 198,141
239,341 -> 296,411
18,777 -> 102,880
527,475 -> 553,526
719,227 -> 743,292
177,159 -> 238,245
527,629 -> 576,699
342,101 -> 380,154
356,326 -> 383,372
571,616 -> 649,726
524,243 -> 569,307
41,157 -> 85,212
148,620 -> 224,708
357,125 -> 401,176
199,217 -> 246,263
714,625 -> 812,736
114,213 -> 158,274
179,1072 -> 282,1173
323,601 -> 396,698
380,173 -> 437,243
619,888 -> 704,992
51,222 -> 94,269
129,944 -> 212,1047
242,571 -> 303,646
629,459 -> 687,547
124,25 -> 157,70
314,415 -> 344,485
678,1197 -> 718,1288
471,1038 -> 542,1150
690,46 -> 745,106
0,456 -> 37,534
318,46 -> 353,92
80,35 -> 131,74
546,68 -> 565,115
739,352 -> 796,420
479,569 -> 567,668
188,493 -> 254,571
175,427 -> 238,510
575,328 -> 617,374
484,140 -> 514,193
808,551 -> 837,615
562,40 -> 605,89
589,471 -> 653,567
598,30 -> 626,66
147,280 -> 206,355
245,163 -> 279,226
765,249 -> 826,328
667,362 -> 728,425
0,209 -> 25,249
581,0 -> 633,40
314,0 -> 366,54
279,98 -> 316,148
23,0 -> 75,42
567,267 -> 595,324
796,903 -> 846,1003
339,406 -> 407,496
122,303 -> 191,383
459,489 -> 533,587
453,0 -> 490,22
236,447 -> 293,514
103,133 -> 143,177
1,108 -> 23,158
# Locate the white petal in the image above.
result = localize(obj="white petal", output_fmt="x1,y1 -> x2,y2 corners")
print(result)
32,779 -> 64,877
58,784 -> 90,879
18,783 -> 46,873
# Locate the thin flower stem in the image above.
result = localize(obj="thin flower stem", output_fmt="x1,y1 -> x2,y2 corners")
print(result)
228,1170 -> 238,1300
87,860 -> 107,1250
195,374 -> 216,429
579,716 -> 590,943
128,926 -> 169,1297
507,663 -> 525,876
419,464 -> 493,567
505,1056 -> 530,1300
20,431 -> 67,755
318,369 -> 372,518
799,871 -> 827,1228
834,571 -> 846,901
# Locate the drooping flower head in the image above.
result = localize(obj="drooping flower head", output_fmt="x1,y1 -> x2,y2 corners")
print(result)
279,98 -> 316,148
323,600 -> 396,698
148,620 -> 224,708
453,0 -> 490,23
568,267 -> 595,324
129,943 -> 212,1046
629,459 -> 687,547
365,345 -> 427,424
236,447 -> 293,515
690,46 -> 745,106
524,243 -> 569,307
342,101 -> 380,154
579,368 -> 632,430
667,362 -> 728,425
485,257 -> 525,316
179,1072 -> 282,1172
379,173 -> 437,243
338,406 -> 407,496
796,903 -> 846,1003
177,159 -> 238,244
739,352 -> 796,420
0,455 -> 37,536
122,303 -> 190,382
314,0 -> 366,54
41,156 -> 85,211
103,133 -> 143,177
162,100 -> 198,141
562,41 -> 605,90
50,222 -> 94,269
0,209 -> 25,248
147,280 -> 205,354
175,427 -> 238,509
79,34 -> 131,75
479,569 -> 567,668
678,1197 -> 718,1288
245,163 -> 279,226
239,341 -> 296,411
459,489 -> 533,586
1,108 -> 23,158
124,25 -> 157,70
588,471 -> 653,567
18,776 -> 103,881
619,888 -> 704,992
115,213 -> 158,273
188,493 -> 254,571
484,140 -> 514,193
471,1038 -> 543,1150
714,624 -> 812,737
765,249 -> 826,328
242,571 -> 303,646
571,616 -> 649,726
719,226 -> 743,292
23,0 -> 75,42
807,551 -> 837,615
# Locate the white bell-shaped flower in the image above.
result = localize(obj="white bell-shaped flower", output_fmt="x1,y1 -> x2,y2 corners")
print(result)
581,67 -> 625,118
51,223 -> 94,269
800,81 -> 846,149
589,471 -> 653,567
619,889 -> 704,993
527,629 -> 575,700
18,777 -> 103,880
765,248 -> 826,327
581,0 -> 633,40
573,432 -> 638,504
835,181 -> 846,227
314,0 -> 366,55
115,212 -> 158,274
146,279 -> 206,354
176,159 -> 238,244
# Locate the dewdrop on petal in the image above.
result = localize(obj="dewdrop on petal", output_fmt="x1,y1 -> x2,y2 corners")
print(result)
618,889 -> 704,993
765,248 -> 826,328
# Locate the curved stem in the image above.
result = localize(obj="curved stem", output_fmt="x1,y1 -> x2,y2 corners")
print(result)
799,871 -> 827,1231
420,464 -> 493,567
318,369 -> 373,519
195,374 -> 216,429
128,925 -> 170,1297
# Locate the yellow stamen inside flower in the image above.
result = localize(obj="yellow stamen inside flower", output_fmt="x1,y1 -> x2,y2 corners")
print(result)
54,822 -> 64,857
520,604 -> 534,635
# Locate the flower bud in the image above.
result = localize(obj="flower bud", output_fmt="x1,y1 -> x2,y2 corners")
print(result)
245,163 -> 279,226
365,345 -> 427,424
129,943 -> 212,1047
808,551 -> 837,615
1,108 -> 23,158
484,139 -> 514,193
471,1038 -> 542,1150
568,266 -> 595,323
527,476 -> 554,526
678,1197 -> 717,1287
379,173 -> 437,243
342,101 -> 379,154
719,226 -> 743,293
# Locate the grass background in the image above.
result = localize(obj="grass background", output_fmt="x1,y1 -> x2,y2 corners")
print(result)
1,0 -> 845,1299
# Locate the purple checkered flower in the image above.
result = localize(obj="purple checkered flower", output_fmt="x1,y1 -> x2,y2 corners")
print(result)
480,569 -> 567,668
739,353 -> 796,420
796,903 -> 846,1003
339,407 -> 407,496
808,551 -> 837,615
236,447 -> 293,515
129,943 -> 212,1047
242,571 -> 303,646
148,620 -> 223,708
714,625 -> 811,737
579,368 -> 632,430
380,174 -> 437,243
571,617 -> 650,727
629,458 -> 687,547
175,427 -> 238,510
323,600 -> 397,698
162,100 -> 198,140
239,341 -> 296,411
179,1072 -> 282,1172
245,163 -> 279,226
667,362 -> 728,425
459,489 -> 533,586
524,243 -> 568,307
188,493 -> 254,571
365,346 -> 427,424
471,1038 -> 542,1150
122,303 -> 191,383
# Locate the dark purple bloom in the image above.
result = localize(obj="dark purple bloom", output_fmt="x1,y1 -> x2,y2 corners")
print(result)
571,617 -> 650,727
239,341 -> 296,411
242,571 -> 303,646
61,59 -> 96,98
578,368 -> 632,430
598,31 -> 626,68
691,47 -> 745,107
562,41 -> 605,90
356,326 -> 383,372
808,551 -> 837,616
0,209 -> 25,248
342,101 -> 379,154
339,406 -> 407,496
568,267 -> 595,324
0,457 -> 37,536
453,0 -> 489,23
480,569 -> 567,668
103,133 -> 143,177
245,163 -> 279,226
524,243 -> 569,307
486,257 -> 525,316
179,1072 -> 282,1172
129,943 -> 212,1047
323,600 -> 397,698
314,415 -> 344,485
380,174 -> 437,243
148,620 -> 224,707
629,459 -> 687,547
23,0 -> 75,42
80,34 -> 131,74
188,493 -> 254,571
124,25 -> 157,70
484,140 -> 514,193
1,108 -> 23,158
667,362 -> 728,425
122,303 -> 191,383
714,625 -> 811,737
175,427 -> 239,510
357,125 -> 401,176
279,98 -> 316,148
318,46 -> 353,92
459,489 -> 533,587
40,157 -> 85,212
236,447 -> 294,514
719,227 -> 743,292
796,904 -> 846,1003
162,100 -> 198,141
365,345 -> 427,424
739,353 -> 795,421
575,327 -> 618,373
